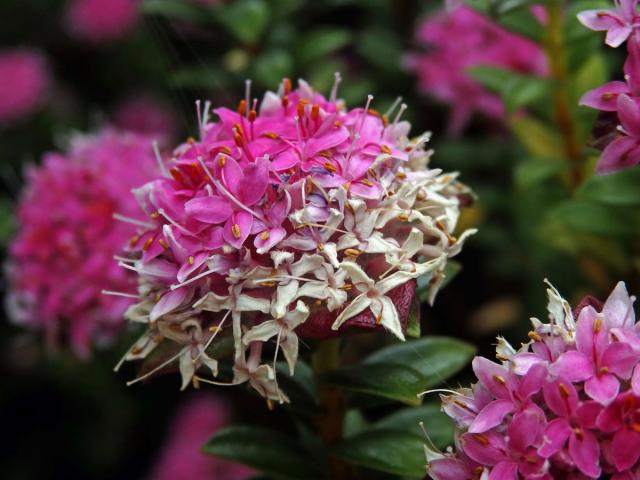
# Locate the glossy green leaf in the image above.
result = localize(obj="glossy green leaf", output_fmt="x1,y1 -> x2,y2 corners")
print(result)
322,363 -> 426,406
577,169 -> 640,206
374,403 -> 454,450
203,426 -> 324,479
547,199 -> 640,237
514,160 -> 568,190
215,0 -> 270,44
334,429 -> 426,477
363,336 -> 475,389
297,28 -> 351,64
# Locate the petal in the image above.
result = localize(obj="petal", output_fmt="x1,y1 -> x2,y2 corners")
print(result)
543,379 -> 578,418
272,280 -> 299,320
469,400 -> 516,434
237,157 -> 269,206
305,127 -> 349,157
606,25 -> 634,48
579,81 -> 629,111
575,400 -> 602,430
185,196 -> 232,223
331,294 -> 371,330
550,351 -> 594,382
596,135 -> 640,174
633,365 -> 640,396
150,287 -> 189,321
602,281 -> 636,328
488,462 -> 518,480
376,270 -> 417,295
340,261 -> 375,290
223,211 -> 253,249
539,418 -> 571,458
618,94 -> 640,137
601,341 -> 639,378
575,306 -> 605,359
254,226 -> 287,254
243,320 -> 280,344
179,349 -> 195,391
569,430 -> 601,478
280,331 -> 299,375
472,357 -> 516,400
461,432 -> 506,466
428,458 -> 474,480
611,428 -> 640,470
597,401 -> 625,432
585,372 -> 619,405
369,295 -> 404,341
508,408 -> 544,453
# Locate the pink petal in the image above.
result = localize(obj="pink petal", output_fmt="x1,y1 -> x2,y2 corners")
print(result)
220,155 -> 243,191
176,252 -> 207,283
633,365 -> 640,396
150,287 -> 189,321
579,81 -> 629,111
575,306 -> 606,360
601,341 -> 639,378
488,462 -> 518,480
507,408 -> 544,453
304,127 -> 349,157
468,399 -> 515,433
185,196 -> 232,223
602,281 -> 636,329
253,226 -> 287,254
596,135 -> 640,174
272,149 -> 299,171
539,418 -> 571,458
550,351 -> 593,382
349,180 -> 384,199
569,430 -> 601,478
517,363 -> 546,398
428,458 -> 475,480
585,372 -> 619,405
461,432 -> 506,466
472,357 -> 516,400
618,94 -> 640,137
625,34 -> 640,94
543,380 -> 578,417
575,401 -> 602,430
223,211 -> 253,249
237,157 -> 269,206
606,25 -> 634,48
612,428 -> 640,470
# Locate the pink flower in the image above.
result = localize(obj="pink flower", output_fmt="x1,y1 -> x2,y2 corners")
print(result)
64,0 -> 139,44
0,48 -> 50,126
426,281 -> 640,480
578,0 -> 639,47
148,395 -> 253,480
116,77 -> 474,400
7,128 -> 159,357
405,5 -> 547,134
113,96 -> 177,143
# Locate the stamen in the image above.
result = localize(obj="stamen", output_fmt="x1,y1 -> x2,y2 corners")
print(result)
127,347 -> 187,386
170,269 -> 217,290
330,72 -> 342,103
152,141 -> 168,177
384,96 -> 402,117
112,213 -> 155,229
101,290 -> 140,299
245,79 -> 252,118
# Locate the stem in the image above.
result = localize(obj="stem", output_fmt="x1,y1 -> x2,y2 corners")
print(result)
544,1 -> 583,189
312,338 -> 352,479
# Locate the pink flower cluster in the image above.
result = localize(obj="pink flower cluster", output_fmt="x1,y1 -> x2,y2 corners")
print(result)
7,129 -> 158,357
116,77 -> 474,401
148,395 -> 253,480
64,0 -> 139,44
579,0 -> 640,173
426,281 -> 640,479
113,96 -> 178,143
0,48 -> 50,126
404,5 -> 547,134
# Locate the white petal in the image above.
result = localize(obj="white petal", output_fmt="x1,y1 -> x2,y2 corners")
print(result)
243,320 -> 280,345
321,242 -> 340,268
285,300 -> 309,328
365,232 -> 400,254
193,291 -> 230,312
270,250 -> 294,268
291,254 -> 325,277
236,294 -> 271,313
179,350 -> 195,391
281,332 -> 299,375
340,261 -> 375,290
331,294 -> 371,330
370,295 -> 405,341
376,270 -> 416,295
272,280 -> 299,319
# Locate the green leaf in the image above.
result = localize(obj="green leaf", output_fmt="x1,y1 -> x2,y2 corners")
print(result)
547,199 -> 640,237
141,0 -> 211,23
252,50 -> 293,87
297,28 -> 352,64
0,198 -> 14,242
514,160 -> 568,190
334,429 -> 426,477
577,169 -> 640,206
374,403 -> 454,450
508,115 -> 564,158
363,336 -> 475,389
215,0 -> 270,44
322,363 -> 427,406
203,426 -> 324,479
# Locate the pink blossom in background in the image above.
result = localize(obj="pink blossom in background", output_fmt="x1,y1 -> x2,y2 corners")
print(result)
405,5 -> 547,134
113,96 -> 178,143
426,281 -> 640,479
0,48 -> 50,126
148,395 -> 254,480
7,129 -> 159,358
64,0 -> 139,44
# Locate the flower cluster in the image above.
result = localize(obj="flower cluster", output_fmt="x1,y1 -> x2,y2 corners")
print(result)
0,48 -> 50,126
426,281 -> 640,479
116,77 -> 474,402
148,395 -> 254,480
64,0 -> 139,44
404,5 -> 547,134
7,128 -> 159,357
113,96 -> 178,144
579,0 -> 640,173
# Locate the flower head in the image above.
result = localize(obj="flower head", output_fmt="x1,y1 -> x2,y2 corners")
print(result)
64,0 -> 139,44
7,128 -> 159,357
0,48 -> 50,126
578,0 -> 639,48
113,96 -> 178,143
426,281 -> 640,479
116,77 -> 474,401
404,5 -> 547,134
148,394 -> 254,480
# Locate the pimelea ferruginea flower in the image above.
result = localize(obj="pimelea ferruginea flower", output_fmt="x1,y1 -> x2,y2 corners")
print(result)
425,281 -> 640,479
0,48 -> 50,126
115,77 -> 475,403
148,395 -> 254,480
404,5 -> 547,134
578,1 -> 640,173
6,128 -> 160,358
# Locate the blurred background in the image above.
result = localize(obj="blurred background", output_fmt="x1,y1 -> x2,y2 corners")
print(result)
1,0 -> 638,478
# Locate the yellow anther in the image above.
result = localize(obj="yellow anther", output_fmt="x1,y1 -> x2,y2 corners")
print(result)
231,224 -> 241,239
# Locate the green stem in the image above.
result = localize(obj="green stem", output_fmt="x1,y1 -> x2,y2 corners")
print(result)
312,338 -> 351,480
544,1 -> 583,190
